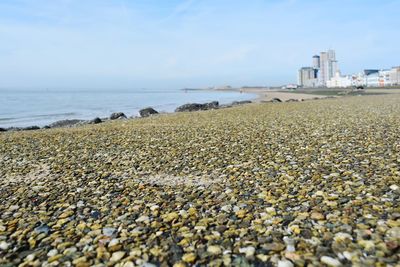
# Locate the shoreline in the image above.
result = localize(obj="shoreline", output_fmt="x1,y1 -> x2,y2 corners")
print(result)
0,91 -> 330,133
0,90 -> 257,131
3,87 -> 399,132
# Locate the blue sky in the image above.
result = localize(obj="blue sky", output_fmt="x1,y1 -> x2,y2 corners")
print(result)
0,0 -> 399,89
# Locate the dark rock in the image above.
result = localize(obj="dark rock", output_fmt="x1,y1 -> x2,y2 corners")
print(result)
232,256 -> 252,267
43,126 -> 51,129
286,99 -> 298,102
23,126 -> 40,131
139,107 -> 159,118
6,127 -> 23,132
89,117 -> 102,124
110,112 -> 127,120
175,101 -> 219,112
175,103 -> 203,112
300,229 -> 312,239
169,244 -> 183,264
231,100 -> 252,106
49,119 -> 84,128
90,210 -> 101,219
34,224 -> 50,235
271,98 -> 282,103
282,214 -> 294,226
0,127 -> 6,132
203,101 -> 219,109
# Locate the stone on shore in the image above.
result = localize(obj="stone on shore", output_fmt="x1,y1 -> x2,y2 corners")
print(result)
175,101 -> 219,112
139,107 -> 159,117
110,112 -> 127,120
231,100 -> 252,106
89,117 -> 102,124
272,98 -> 282,102
49,119 -> 84,128
23,126 -> 41,131
0,127 -> 7,132
6,127 -> 23,131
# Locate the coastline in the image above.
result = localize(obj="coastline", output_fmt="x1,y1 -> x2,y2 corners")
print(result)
2,87 -> 400,132
0,91 -> 334,133
0,89 -> 257,130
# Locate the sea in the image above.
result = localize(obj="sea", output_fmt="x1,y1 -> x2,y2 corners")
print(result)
0,88 -> 256,128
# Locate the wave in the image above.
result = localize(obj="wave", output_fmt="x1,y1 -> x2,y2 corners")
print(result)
0,117 -> 14,121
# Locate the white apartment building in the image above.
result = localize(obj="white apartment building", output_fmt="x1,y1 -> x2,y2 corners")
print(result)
363,67 -> 400,87
297,50 -> 399,88
319,50 -> 337,86
389,67 -> 400,85
298,67 -> 318,87
326,71 -> 352,88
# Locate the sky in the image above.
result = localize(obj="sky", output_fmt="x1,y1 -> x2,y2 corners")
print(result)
0,0 -> 399,89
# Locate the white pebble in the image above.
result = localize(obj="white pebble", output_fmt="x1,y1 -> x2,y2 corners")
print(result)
0,241 -> 9,250
25,254 -> 35,261
389,184 -> 399,191
108,238 -> 120,247
150,205 -> 159,211
277,259 -> 294,267
321,256 -> 342,267
47,249 -> 58,257
238,246 -> 255,257
110,251 -> 125,262
135,215 -> 150,223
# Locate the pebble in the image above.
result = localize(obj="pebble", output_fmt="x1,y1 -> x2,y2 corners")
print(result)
389,184 -> 399,191
110,251 -> 126,262
1,94 -> 399,266
320,256 -> 342,266
0,241 -> 9,250
310,212 -> 325,220
207,245 -> 222,255
103,227 -> 117,236
277,259 -> 294,267
283,237 -> 296,252
182,253 -> 196,263
263,242 -> 285,252
238,246 -> 255,257
47,249 -> 58,257
34,224 -> 50,235
136,215 -> 150,223
163,212 -> 179,222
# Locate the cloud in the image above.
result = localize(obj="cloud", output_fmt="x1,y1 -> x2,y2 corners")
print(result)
164,0 -> 197,21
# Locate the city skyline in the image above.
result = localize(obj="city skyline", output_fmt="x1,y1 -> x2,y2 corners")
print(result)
298,50 -> 400,88
0,0 -> 400,89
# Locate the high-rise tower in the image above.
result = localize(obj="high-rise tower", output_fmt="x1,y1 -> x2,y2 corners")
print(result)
312,55 -> 320,69
319,50 -> 337,86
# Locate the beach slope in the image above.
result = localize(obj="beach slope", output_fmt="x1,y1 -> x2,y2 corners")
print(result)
0,95 -> 399,266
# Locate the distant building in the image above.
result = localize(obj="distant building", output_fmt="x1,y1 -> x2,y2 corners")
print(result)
365,72 -> 380,87
298,67 -> 318,88
389,67 -> 400,85
326,71 -> 352,88
312,55 -> 320,69
283,84 -> 299,89
351,73 -> 366,87
319,50 -> 337,86
297,50 -> 399,88
298,50 -> 339,87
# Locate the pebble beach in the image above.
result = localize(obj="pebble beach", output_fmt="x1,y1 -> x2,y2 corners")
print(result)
0,94 -> 399,266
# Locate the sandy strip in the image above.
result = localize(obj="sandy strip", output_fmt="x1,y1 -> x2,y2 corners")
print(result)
217,88 -> 326,102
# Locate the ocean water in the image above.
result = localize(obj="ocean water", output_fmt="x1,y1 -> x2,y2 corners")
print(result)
0,89 -> 256,127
